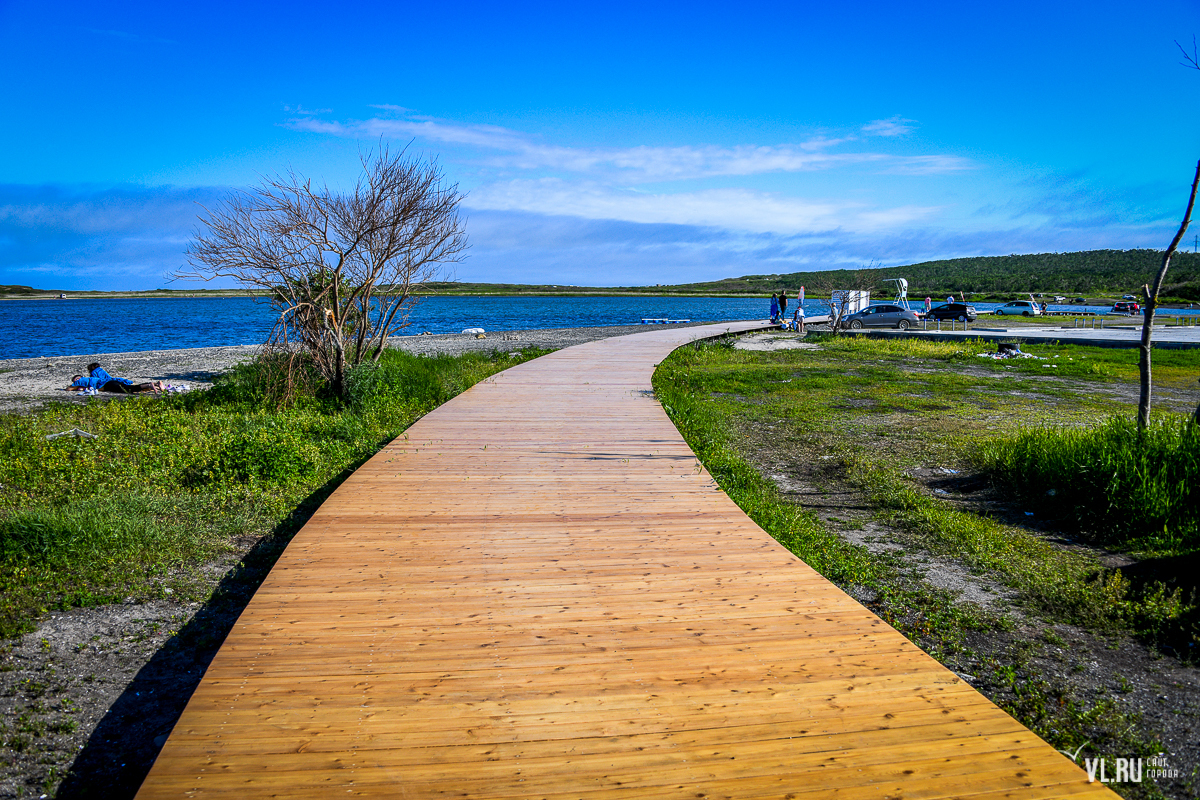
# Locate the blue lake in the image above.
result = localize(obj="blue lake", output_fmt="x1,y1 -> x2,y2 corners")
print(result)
2,295 -> 775,359
4,295 -> 1196,360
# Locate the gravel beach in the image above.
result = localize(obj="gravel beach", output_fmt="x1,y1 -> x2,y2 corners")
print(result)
0,322 -> 735,415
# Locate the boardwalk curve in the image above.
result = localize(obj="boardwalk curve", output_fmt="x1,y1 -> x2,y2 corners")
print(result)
138,322 -> 1114,798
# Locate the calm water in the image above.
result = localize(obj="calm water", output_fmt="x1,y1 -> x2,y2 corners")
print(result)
2,295 -> 774,359
5,295 -> 1197,360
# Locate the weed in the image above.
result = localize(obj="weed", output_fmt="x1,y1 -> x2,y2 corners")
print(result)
4,733 -> 30,752
975,415 -> 1199,553
1043,629 -> 1067,647
46,719 -> 76,734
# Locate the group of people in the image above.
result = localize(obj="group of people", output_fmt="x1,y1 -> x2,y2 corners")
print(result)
769,290 -> 806,331
67,363 -> 165,395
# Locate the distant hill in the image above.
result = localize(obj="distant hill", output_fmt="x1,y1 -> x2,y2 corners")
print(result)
675,250 -> 1200,300
0,285 -> 64,295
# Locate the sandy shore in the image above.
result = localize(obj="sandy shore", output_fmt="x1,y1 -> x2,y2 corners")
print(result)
0,322 -> 736,414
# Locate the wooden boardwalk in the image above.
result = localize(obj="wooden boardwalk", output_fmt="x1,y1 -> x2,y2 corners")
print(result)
138,322 -> 1115,799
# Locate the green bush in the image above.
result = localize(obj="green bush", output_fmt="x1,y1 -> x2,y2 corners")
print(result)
976,415 -> 1200,552
185,425 -> 318,486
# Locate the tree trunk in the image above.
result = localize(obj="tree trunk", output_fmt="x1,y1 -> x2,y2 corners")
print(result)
1138,159 -> 1200,430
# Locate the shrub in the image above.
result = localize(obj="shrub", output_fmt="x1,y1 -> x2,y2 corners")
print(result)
976,415 -> 1200,552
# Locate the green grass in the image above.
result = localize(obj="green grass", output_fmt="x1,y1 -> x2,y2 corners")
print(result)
848,457 -> 1196,654
0,346 -> 549,638
974,416 -> 1199,553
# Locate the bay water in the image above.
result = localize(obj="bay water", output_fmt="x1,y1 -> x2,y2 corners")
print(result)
3,295 -> 1190,360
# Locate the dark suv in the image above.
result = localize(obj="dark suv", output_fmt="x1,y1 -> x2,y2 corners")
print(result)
925,302 -> 977,322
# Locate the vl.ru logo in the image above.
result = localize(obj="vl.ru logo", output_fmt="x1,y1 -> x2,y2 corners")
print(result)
1058,743 -> 1146,784
1082,757 -> 1143,784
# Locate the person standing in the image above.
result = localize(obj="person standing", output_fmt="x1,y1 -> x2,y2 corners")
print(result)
769,293 -> 779,322
779,290 -> 788,320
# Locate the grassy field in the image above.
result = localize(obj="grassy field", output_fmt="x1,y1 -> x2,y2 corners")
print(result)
653,334 -> 1200,798
0,347 -> 550,640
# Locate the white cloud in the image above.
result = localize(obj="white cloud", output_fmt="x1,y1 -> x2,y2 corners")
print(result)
283,104 -> 332,116
883,155 -> 973,174
292,117 -> 532,152
286,112 -> 969,182
862,116 -> 917,137
464,179 -> 941,235
283,110 -> 976,237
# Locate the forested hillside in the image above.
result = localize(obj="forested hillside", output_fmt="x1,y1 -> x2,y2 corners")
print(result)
681,250 -> 1200,299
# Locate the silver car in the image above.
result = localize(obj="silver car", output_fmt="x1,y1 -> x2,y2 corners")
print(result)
993,300 -> 1041,316
842,304 -> 920,330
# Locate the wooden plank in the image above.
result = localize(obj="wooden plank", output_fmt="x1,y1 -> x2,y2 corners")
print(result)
136,322 -> 1116,798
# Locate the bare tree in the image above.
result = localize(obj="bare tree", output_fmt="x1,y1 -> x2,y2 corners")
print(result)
181,146 -> 468,399
1137,39 -> 1200,429
1138,160 -> 1200,429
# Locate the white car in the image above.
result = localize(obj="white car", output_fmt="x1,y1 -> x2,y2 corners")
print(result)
993,301 -> 1041,316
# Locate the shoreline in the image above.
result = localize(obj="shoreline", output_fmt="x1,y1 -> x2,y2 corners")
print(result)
6,292 -> 1195,307
0,322 -> 733,414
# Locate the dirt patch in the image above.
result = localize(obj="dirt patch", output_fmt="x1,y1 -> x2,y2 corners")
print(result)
732,333 -> 819,351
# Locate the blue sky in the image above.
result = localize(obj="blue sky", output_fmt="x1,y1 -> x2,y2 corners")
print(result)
3,0 -> 1200,290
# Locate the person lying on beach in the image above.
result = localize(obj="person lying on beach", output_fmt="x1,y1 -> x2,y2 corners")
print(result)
68,369 -> 163,394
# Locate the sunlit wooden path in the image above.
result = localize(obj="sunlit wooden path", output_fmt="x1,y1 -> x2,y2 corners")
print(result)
138,322 -> 1114,799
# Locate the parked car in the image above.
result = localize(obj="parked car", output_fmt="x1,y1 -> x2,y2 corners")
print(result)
926,302 -> 977,322
842,304 -> 921,330
993,301 -> 1041,316
1072,297 -> 1087,304
1122,294 -> 1138,301
1111,301 -> 1141,315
